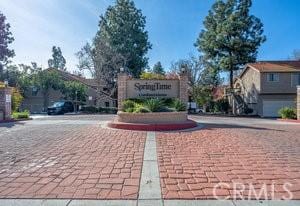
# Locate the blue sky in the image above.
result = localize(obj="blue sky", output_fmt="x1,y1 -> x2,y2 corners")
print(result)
0,0 -> 300,75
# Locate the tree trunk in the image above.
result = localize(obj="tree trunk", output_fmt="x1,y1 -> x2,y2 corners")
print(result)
0,64 -> 3,81
230,69 -> 234,89
43,89 -> 49,112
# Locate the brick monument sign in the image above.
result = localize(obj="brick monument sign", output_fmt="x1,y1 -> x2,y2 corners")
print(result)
117,71 -> 189,111
0,84 -> 12,121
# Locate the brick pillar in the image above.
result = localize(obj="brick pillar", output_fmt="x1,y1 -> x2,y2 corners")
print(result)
0,87 -> 12,120
117,73 -> 129,111
179,72 -> 189,105
297,86 -> 300,120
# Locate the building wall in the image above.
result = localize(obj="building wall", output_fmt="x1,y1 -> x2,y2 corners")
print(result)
236,68 -> 261,115
257,94 -> 297,116
21,87 -> 116,113
261,72 -> 299,94
237,68 -> 299,116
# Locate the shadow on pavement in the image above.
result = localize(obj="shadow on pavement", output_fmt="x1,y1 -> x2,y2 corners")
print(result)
201,123 -> 285,132
0,121 -> 25,128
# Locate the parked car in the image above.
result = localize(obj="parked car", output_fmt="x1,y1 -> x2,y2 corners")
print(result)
47,101 -> 74,115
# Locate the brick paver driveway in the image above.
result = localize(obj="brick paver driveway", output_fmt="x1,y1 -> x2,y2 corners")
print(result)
0,114 -> 300,202
0,115 -> 145,199
158,115 -> 300,200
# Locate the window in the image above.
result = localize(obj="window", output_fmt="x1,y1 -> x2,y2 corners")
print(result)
267,73 -> 279,82
105,102 -> 110,108
292,73 -> 300,86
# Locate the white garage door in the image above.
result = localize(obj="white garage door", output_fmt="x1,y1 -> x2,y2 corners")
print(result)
263,100 -> 295,117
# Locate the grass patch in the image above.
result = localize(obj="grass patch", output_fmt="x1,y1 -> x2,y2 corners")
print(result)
12,110 -> 30,119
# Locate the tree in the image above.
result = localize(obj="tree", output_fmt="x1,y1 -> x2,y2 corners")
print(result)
191,86 -> 213,109
96,0 -> 152,77
62,81 -> 87,111
292,50 -> 300,60
195,0 -> 266,88
170,55 -> 206,86
0,11 -> 15,79
76,43 -> 95,77
11,88 -> 24,112
77,39 -> 125,104
152,61 -> 165,75
34,69 -> 63,111
48,46 -> 66,71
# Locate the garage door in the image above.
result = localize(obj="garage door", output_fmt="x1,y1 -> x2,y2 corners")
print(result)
263,100 -> 295,117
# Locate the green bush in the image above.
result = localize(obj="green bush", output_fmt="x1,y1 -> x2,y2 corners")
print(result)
134,106 -> 150,113
12,88 -> 24,112
81,106 -> 98,113
161,98 -> 175,107
214,99 -> 230,113
100,107 -> 118,114
125,107 -> 135,113
122,100 -> 136,112
144,99 -> 163,112
12,110 -> 30,119
278,107 -> 296,119
173,99 -> 187,112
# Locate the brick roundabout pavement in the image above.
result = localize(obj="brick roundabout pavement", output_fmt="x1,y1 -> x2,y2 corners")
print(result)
0,122 -> 145,199
157,124 -> 300,200
0,115 -> 300,204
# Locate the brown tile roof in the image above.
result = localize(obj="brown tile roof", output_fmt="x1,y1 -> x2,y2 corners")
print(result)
247,61 -> 300,72
46,68 -> 101,88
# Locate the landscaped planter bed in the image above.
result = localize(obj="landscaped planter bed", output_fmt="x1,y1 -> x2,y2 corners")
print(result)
117,111 -> 188,124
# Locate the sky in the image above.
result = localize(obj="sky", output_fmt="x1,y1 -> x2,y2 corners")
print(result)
0,0 -> 300,76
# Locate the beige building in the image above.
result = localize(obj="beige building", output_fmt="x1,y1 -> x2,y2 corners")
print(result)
233,61 -> 300,117
21,69 -> 116,113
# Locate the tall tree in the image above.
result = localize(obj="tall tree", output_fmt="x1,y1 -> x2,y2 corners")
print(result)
170,55 -> 207,86
48,46 -> 66,71
96,0 -> 152,77
292,50 -> 300,60
0,11 -> 15,79
195,0 -> 266,88
34,69 -> 63,111
152,61 -> 165,75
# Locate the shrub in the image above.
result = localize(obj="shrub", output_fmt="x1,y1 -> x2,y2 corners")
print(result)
144,99 -> 163,112
140,72 -> 165,80
125,107 -> 135,113
12,110 -> 30,119
161,98 -> 175,107
81,106 -> 98,113
100,107 -> 118,114
173,99 -> 186,112
122,100 -> 136,112
12,88 -> 24,112
278,107 -> 296,119
244,108 -> 254,114
134,106 -> 150,113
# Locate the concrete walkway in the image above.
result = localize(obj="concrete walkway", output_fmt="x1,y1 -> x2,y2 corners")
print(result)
0,199 -> 300,206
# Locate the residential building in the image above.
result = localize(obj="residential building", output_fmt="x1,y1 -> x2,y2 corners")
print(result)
21,69 -> 117,113
233,61 -> 300,117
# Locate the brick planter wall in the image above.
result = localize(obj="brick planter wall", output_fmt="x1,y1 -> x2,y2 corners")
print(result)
117,111 -> 188,124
